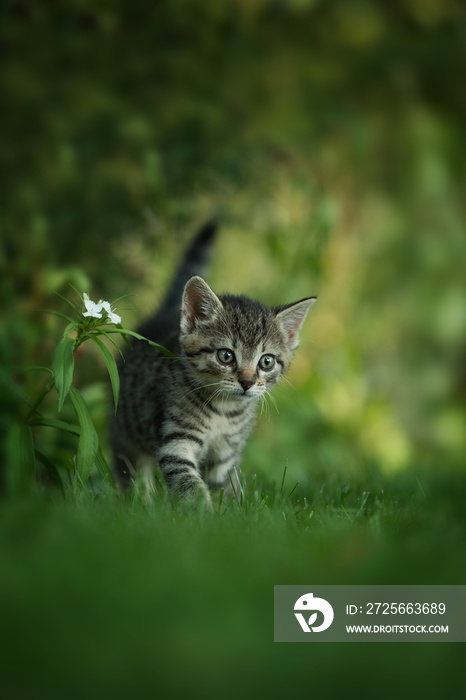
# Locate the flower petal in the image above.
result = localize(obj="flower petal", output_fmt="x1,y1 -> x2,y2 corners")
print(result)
82,294 -> 120,323
108,311 -> 121,324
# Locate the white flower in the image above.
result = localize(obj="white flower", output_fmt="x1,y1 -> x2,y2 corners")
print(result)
82,293 -> 103,319
100,300 -> 121,325
82,294 -> 121,324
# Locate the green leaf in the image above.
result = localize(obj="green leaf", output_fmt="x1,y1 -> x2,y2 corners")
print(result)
34,450 -> 64,492
25,366 -> 54,375
104,328 -> 176,358
90,335 -> 120,413
5,423 -> 36,495
44,309 -> 75,324
110,293 -> 133,306
95,447 -> 116,486
54,290 -> 81,313
30,417 -> 116,487
96,329 -> 125,360
67,283 -> 85,304
69,386 -> 99,483
113,324 -> 132,348
29,416 -> 80,436
52,325 -> 76,411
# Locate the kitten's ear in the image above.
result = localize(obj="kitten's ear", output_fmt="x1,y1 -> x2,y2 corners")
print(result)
181,276 -> 223,333
275,297 -> 316,350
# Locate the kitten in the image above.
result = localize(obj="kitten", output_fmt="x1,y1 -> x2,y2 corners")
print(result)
111,221 -> 316,502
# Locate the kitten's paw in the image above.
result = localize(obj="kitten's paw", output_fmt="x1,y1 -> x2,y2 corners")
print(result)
168,475 -> 213,513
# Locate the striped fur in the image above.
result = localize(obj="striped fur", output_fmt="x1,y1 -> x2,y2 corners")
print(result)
111,222 -> 316,502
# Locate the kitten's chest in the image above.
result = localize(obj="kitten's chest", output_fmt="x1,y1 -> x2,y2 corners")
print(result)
200,403 -> 254,459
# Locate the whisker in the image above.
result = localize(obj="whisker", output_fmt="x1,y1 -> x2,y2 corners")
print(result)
281,376 -> 297,392
202,386 -> 224,410
260,394 -> 271,421
265,388 -> 279,415
180,381 -> 222,401
271,384 -> 289,397
264,395 -> 270,421
259,396 -> 265,419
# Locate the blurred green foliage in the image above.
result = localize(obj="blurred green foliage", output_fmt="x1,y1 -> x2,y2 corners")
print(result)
2,0 -> 465,489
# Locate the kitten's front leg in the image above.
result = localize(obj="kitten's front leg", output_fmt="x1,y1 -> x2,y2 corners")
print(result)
156,437 -> 210,503
207,434 -> 247,494
208,453 -> 239,491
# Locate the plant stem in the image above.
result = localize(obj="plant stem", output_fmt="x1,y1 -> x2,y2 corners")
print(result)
24,376 -> 55,423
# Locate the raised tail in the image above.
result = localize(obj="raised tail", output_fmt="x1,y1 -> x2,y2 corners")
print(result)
162,219 -> 218,313
136,219 -> 218,341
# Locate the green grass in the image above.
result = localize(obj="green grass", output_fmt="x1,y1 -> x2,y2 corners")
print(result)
1,466 -> 465,699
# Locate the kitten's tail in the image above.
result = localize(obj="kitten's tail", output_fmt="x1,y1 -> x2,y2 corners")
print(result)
137,219 -> 218,341
162,219 -> 218,313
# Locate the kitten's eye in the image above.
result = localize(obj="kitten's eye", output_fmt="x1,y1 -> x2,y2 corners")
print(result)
258,354 -> 275,371
216,348 -> 235,365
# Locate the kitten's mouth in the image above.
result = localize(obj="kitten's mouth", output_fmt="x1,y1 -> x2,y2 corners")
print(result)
222,384 -> 261,400
225,387 -> 254,399
238,388 -> 258,399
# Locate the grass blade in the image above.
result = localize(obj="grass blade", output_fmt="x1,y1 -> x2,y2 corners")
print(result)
279,465 -> 287,497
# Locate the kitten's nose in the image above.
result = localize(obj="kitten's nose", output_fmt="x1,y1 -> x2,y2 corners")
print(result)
239,378 -> 254,392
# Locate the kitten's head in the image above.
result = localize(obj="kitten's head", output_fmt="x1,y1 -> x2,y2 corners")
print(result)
179,276 -> 315,401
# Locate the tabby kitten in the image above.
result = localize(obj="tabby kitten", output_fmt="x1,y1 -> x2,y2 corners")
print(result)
111,222 -> 316,501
